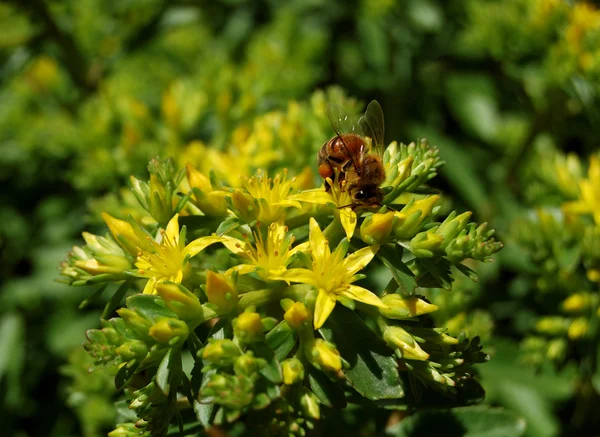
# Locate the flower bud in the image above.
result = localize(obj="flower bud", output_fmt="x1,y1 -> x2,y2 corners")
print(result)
383,325 -> 429,361
305,339 -> 342,373
186,163 -> 212,192
393,156 -> 414,186
115,340 -> 148,361
205,271 -> 238,315
186,163 -> 228,216
568,317 -> 588,340
117,308 -> 152,339
148,318 -> 189,344
74,257 -> 130,275
535,316 -> 569,336
546,338 -> 567,361
436,211 -> 472,241
102,212 -> 151,255
379,295 -> 438,320
234,351 -> 266,376
284,302 -> 311,329
201,339 -> 241,365
231,191 -> 257,223
360,211 -> 395,245
299,389 -> 320,420
154,282 -> 205,321
233,311 -> 265,343
562,293 -> 593,313
409,232 -> 444,258
282,358 -> 305,385
393,195 -> 439,240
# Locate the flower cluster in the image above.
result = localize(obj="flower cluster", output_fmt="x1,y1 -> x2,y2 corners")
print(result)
61,128 -> 500,435
514,150 -> 600,369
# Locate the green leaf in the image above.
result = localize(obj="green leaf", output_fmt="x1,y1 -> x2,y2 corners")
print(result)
79,283 -> 109,309
385,406 -> 526,437
0,313 -> 25,407
115,361 -> 140,390
378,245 -> 417,296
265,321 -> 297,361
251,342 -> 283,384
102,280 -> 130,319
156,346 -> 182,396
126,294 -> 178,322
307,365 -> 347,408
446,74 -> 501,143
320,306 -> 404,400
216,216 -> 242,236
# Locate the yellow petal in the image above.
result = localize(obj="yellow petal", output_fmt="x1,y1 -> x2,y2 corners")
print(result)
340,284 -> 386,308
271,199 -> 303,209
314,290 -> 336,329
288,241 -> 310,256
289,189 -> 333,205
342,245 -> 379,277
308,218 -> 330,262
226,264 -> 258,276
142,277 -> 158,295
339,207 -> 357,240
183,235 -> 245,257
270,268 -> 315,285
165,214 -> 180,242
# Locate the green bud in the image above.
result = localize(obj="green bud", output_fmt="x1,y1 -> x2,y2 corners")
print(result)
234,351 -> 266,376
299,389 -> 321,420
379,294 -> 439,319
233,310 -> 266,344
116,308 -> 152,339
205,271 -> 238,315
148,318 -> 189,344
305,339 -> 343,373
155,282 -> 206,321
393,195 -> 439,240
535,316 -> 569,336
201,339 -> 241,366
409,231 -> 444,257
568,317 -> 588,340
546,338 -> 567,361
360,211 -> 395,245
383,325 -> 429,361
282,358 -> 305,385
115,340 -> 148,361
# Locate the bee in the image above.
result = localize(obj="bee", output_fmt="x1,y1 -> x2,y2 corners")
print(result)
317,100 -> 386,207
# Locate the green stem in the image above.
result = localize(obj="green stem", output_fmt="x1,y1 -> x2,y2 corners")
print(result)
286,212 -> 322,230
323,216 -> 346,246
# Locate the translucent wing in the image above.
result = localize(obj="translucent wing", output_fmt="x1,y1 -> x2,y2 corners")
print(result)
357,100 -> 385,155
327,103 -> 359,136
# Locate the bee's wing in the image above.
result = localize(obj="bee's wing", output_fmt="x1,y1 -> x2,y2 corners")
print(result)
327,103 -> 358,136
327,103 -> 361,169
358,100 -> 385,155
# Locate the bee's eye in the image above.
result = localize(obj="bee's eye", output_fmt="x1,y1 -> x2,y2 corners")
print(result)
355,190 -> 370,199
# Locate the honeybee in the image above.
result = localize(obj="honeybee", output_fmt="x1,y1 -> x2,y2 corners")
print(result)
317,100 -> 386,207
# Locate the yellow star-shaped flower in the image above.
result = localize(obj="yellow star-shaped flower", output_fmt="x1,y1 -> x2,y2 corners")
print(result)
563,156 -> 600,225
273,218 -> 385,329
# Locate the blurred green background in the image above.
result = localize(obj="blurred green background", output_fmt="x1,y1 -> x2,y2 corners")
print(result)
1,0 -> 600,436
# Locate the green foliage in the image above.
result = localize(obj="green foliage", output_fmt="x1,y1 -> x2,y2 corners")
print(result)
3,0 -> 600,436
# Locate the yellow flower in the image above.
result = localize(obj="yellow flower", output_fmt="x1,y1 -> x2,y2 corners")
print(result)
273,218 -> 384,329
289,176 -> 357,240
208,220 -> 308,282
563,156 -> 600,225
186,163 -> 228,217
134,214 -> 227,294
234,169 -> 302,224
305,338 -> 343,372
